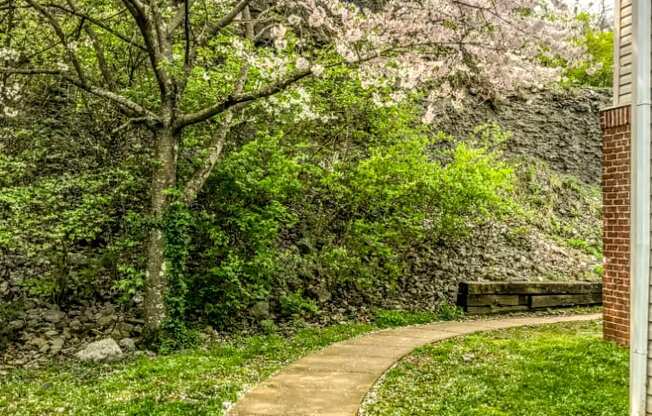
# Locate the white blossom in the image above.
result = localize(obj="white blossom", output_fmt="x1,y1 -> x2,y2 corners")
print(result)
296,57 -> 310,71
311,64 -> 325,77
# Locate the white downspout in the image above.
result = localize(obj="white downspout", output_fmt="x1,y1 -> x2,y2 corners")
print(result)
630,0 -> 651,414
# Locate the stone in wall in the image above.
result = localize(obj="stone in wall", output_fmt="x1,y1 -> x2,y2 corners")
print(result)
431,88 -> 610,184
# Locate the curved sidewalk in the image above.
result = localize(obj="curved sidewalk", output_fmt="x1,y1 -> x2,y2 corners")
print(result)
230,313 -> 601,416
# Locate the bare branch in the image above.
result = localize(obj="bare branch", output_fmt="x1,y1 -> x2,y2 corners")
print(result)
62,0 -> 114,88
146,0 -> 168,62
121,0 -> 171,99
85,24 -> 116,88
67,77 -> 157,120
242,5 -> 254,41
181,116 -> 231,204
168,0 -> 195,34
43,3 -> 146,51
123,0 -> 147,16
178,0 -> 253,93
254,23 -> 275,41
0,67 -> 61,75
111,116 -> 151,134
183,0 -> 190,66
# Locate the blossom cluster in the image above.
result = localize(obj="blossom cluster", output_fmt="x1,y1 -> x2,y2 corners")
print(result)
0,48 -> 21,118
265,0 -> 582,120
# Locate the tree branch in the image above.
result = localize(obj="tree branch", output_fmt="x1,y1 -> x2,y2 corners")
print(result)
111,116 -> 151,134
25,0 -> 87,83
180,116 -> 231,204
0,67 -> 158,120
120,0 -> 171,99
177,68 -> 312,129
242,5 -> 254,41
183,0 -> 190,66
200,0 -> 252,45
181,65 -> 249,204
43,3 -> 146,51
168,0 -> 195,34
63,0 -> 115,89
66,76 -> 157,120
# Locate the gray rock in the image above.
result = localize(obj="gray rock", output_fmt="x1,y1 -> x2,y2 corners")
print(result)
44,330 -> 59,337
112,322 -> 135,339
118,338 -> 136,352
8,320 -> 25,331
49,338 -> 64,355
44,310 -> 65,324
75,338 -> 122,362
97,314 -> 115,328
0,281 -> 8,295
463,353 -> 476,363
28,337 -> 48,350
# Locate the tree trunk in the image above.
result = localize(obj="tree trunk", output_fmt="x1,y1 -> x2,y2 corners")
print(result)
144,127 -> 178,336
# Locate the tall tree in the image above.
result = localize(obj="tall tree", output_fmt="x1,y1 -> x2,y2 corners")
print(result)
0,0 -> 580,336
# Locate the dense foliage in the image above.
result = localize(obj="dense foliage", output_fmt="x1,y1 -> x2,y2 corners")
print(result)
187,126 -> 512,330
0,0 -> 599,347
1,71 -> 514,336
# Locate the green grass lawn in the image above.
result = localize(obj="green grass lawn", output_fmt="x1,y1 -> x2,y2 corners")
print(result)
0,323 -> 374,416
0,308 -> 459,416
361,320 -> 628,416
0,309 -> 608,416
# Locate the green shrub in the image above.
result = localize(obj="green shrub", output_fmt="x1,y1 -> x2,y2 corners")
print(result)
564,13 -> 613,87
279,292 -> 320,319
0,169 -> 145,305
373,306 -> 463,328
183,122 -> 514,330
567,238 -> 602,258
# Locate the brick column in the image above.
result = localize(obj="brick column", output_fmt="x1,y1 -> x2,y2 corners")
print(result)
600,105 -> 631,346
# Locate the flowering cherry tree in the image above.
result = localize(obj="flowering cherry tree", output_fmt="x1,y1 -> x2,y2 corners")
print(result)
0,0 -> 580,335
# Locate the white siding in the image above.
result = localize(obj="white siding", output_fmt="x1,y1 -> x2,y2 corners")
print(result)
614,0 -> 633,105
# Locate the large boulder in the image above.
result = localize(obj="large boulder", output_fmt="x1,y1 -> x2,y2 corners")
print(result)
75,338 -> 122,362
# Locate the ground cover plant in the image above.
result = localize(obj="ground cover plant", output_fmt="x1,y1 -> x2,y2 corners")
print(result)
361,320 -> 628,416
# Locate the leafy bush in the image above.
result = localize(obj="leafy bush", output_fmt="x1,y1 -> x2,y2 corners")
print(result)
184,120 -> 513,330
279,292 -> 320,319
0,168 -> 145,304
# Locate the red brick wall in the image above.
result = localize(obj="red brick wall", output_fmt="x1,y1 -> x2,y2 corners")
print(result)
600,105 -> 631,346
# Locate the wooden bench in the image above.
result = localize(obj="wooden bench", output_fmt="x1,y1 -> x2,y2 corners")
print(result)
457,281 -> 602,314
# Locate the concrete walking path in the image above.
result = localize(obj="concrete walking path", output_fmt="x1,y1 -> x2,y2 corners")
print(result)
230,313 -> 601,416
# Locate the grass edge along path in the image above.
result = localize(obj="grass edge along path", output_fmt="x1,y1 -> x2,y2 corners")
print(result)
230,313 -> 601,416
0,308 -> 601,416
0,308 -> 455,416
